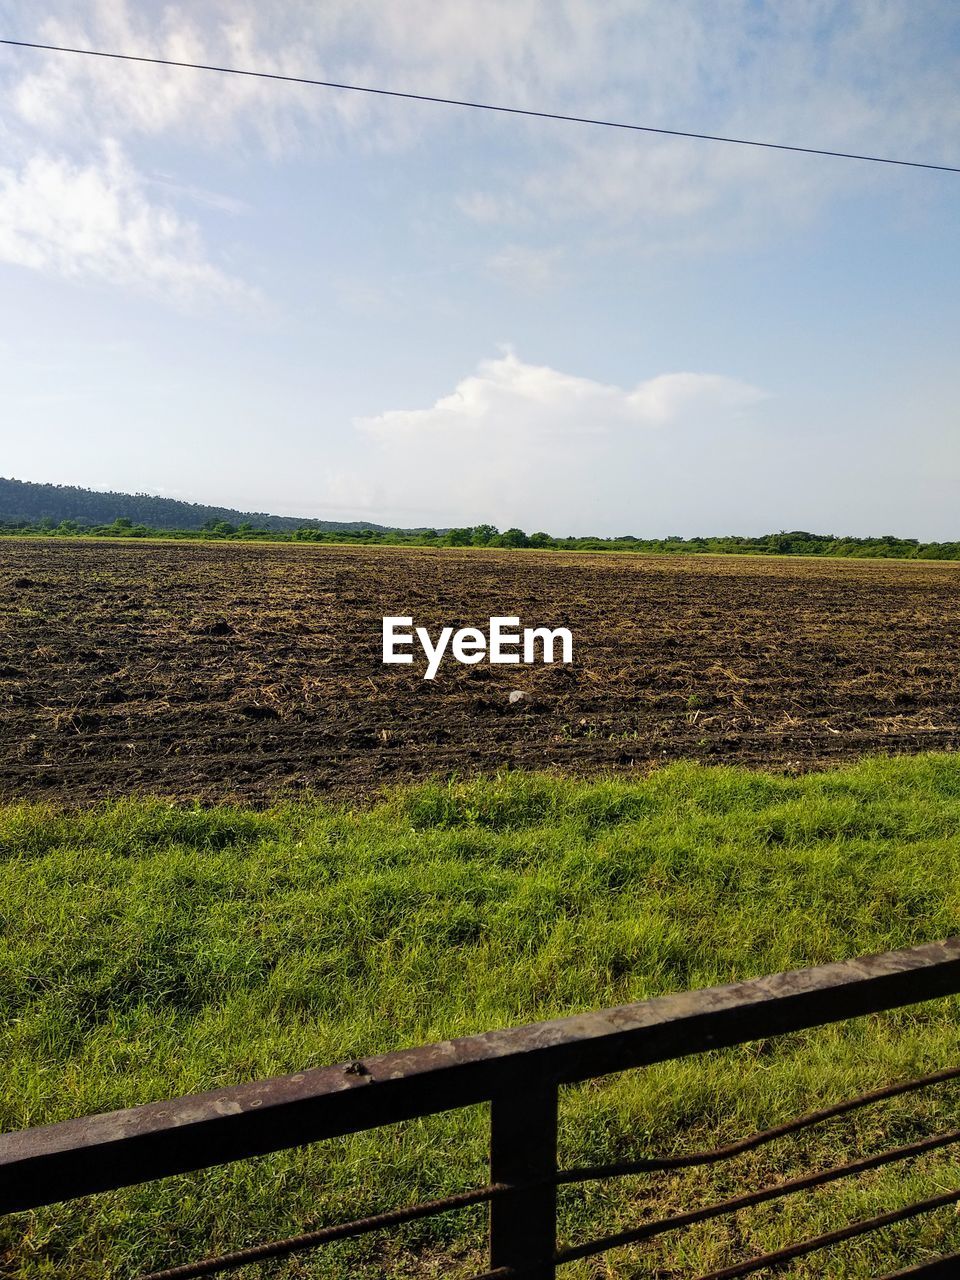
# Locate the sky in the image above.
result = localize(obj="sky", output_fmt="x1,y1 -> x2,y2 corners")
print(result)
1,1 -> 958,538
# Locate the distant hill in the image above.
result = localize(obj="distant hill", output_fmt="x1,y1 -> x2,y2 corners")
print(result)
0,477 -> 400,533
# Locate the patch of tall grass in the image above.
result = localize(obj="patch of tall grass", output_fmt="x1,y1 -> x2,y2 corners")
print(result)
2,755 -> 960,1276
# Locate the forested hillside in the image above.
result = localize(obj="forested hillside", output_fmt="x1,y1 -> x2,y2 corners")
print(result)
0,477 -> 389,532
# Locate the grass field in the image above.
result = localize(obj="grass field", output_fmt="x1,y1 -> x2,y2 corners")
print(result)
3,754 -> 960,1277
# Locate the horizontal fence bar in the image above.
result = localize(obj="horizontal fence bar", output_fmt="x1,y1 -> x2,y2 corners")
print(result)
881,1255 -> 960,1278
692,1189 -> 960,1279
2,936 -> 959,1214
555,1128 -> 960,1264
137,1122 -> 960,1280
135,1183 -> 507,1280
555,1062 -> 960,1182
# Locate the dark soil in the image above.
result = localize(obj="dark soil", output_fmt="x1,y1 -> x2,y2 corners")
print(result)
2,540 -> 959,804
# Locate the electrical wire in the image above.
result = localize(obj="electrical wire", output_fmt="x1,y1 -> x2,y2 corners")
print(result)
2,37 -> 959,174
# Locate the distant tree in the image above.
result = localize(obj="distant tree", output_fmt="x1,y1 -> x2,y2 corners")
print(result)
446,528 -> 473,546
471,523 -> 499,546
498,527 -> 529,548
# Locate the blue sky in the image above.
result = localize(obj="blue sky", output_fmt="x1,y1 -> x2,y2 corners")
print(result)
1,1 -> 958,536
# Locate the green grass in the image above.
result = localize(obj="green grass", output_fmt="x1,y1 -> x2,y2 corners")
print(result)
3,755 -> 960,1277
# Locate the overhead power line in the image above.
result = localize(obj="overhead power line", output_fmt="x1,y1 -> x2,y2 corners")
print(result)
2,36 -> 959,175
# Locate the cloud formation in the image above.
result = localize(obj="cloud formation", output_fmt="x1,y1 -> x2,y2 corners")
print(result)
350,351 -> 765,527
8,1 -> 641,153
2,2 -> 958,303
0,142 -> 251,303
359,350 -> 764,437
8,3 -> 960,207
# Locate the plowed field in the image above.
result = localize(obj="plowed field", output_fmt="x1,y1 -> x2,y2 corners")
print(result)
2,539 -> 958,803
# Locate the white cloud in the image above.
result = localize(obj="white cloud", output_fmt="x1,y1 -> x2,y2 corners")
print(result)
10,4 -> 321,157
2,0 -> 958,299
350,351 -> 765,527
11,3 -> 958,161
3,0 -> 958,260
6,1 -> 636,152
359,350 -> 764,438
0,141 -> 251,304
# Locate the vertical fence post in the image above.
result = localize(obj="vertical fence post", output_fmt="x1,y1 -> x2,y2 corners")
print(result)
489,1082 -> 558,1278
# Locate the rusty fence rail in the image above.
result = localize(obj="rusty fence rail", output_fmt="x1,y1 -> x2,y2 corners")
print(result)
3,938 -> 960,1277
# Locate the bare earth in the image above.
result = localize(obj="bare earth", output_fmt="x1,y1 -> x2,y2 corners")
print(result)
2,539 -> 959,804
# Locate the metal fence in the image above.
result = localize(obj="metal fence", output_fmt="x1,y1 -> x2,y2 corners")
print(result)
3,937 -> 960,1277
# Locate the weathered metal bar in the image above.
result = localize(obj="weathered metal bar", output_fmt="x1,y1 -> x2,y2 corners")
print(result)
2,936 -> 959,1214
555,1128 -> 960,1264
881,1257 -> 960,1278
555,1062 -> 960,1182
691,1188 -> 960,1279
134,1183 -> 507,1280
489,1083 -> 557,1279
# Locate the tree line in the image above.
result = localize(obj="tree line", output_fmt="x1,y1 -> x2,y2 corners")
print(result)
3,516 -> 959,560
